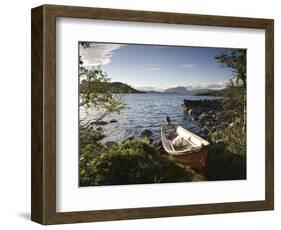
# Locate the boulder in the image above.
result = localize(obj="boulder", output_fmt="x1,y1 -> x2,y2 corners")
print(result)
211,126 -> 218,132
122,136 -> 135,143
140,129 -> 153,137
198,112 -> 210,122
183,99 -> 223,111
104,141 -> 117,148
215,112 -> 225,120
221,122 -> 229,128
202,127 -> 209,136
153,138 -> 162,147
205,121 -> 210,127
96,127 -> 103,131
90,133 -> 106,142
190,107 -> 202,116
91,120 -> 108,126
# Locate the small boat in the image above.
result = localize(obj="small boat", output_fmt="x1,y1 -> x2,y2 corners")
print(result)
161,122 -> 210,170
161,123 -> 209,156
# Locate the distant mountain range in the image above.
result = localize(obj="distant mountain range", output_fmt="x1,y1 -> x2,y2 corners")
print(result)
163,86 -> 190,94
161,86 -> 215,95
80,81 -> 227,95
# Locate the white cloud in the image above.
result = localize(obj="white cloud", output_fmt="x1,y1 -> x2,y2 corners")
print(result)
80,43 -> 125,66
137,64 -> 158,67
179,64 -> 196,69
136,80 -> 230,92
185,80 -> 230,90
148,67 -> 160,71
135,86 -> 161,91
137,64 -> 160,71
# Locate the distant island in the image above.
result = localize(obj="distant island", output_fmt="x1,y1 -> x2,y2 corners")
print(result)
80,81 -> 144,94
194,87 -> 244,97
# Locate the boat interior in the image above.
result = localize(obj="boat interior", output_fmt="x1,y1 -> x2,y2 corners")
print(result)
162,124 -> 201,152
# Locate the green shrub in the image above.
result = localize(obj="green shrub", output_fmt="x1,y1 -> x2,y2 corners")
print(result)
80,140 -> 192,186
205,143 -> 246,181
210,118 -> 246,156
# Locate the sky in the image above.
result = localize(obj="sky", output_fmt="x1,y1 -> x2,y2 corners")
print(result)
79,42 -> 236,91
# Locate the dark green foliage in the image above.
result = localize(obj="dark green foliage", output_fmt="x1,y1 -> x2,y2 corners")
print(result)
80,140 -> 192,186
80,81 -> 144,94
222,81 -> 245,114
205,143 -> 246,181
215,49 -> 246,88
79,42 -> 91,65
80,125 -> 106,147
79,66 -> 126,127
80,42 -> 91,49
194,88 -> 229,97
194,86 -> 244,97
212,49 -> 246,157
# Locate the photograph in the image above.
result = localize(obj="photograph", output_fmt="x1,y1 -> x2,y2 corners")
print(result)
78,42 -> 247,186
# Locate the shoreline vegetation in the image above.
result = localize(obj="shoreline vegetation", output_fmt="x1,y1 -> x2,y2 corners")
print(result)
79,43 -> 246,186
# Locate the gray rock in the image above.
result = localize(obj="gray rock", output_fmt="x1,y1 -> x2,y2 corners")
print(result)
154,138 -> 162,146
91,120 -> 108,126
122,136 -> 135,143
192,117 -> 199,121
96,127 -> 103,131
90,133 -> 106,141
104,141 -> 117,148
221,122 -> 228,128
202,127 -> 209,135
211,126 -> 218,132
199,112 -> 210,122
140,129 -> 153,137
215,112 -> 225,120
190,107 -> 202,117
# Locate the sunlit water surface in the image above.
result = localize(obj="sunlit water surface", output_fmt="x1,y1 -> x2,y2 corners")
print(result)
80,94 -> 220,143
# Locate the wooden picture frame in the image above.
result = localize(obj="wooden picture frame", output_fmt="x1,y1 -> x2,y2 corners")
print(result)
31,4 -> 274,225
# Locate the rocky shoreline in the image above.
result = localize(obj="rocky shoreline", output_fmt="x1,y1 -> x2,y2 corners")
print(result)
182,99 -> 232,141
88,99 -> 234,147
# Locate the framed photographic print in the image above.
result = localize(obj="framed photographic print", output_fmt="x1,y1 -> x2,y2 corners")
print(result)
31,4 -> 274,225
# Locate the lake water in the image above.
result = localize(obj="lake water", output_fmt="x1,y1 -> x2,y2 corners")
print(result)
81,94 -> 220,143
